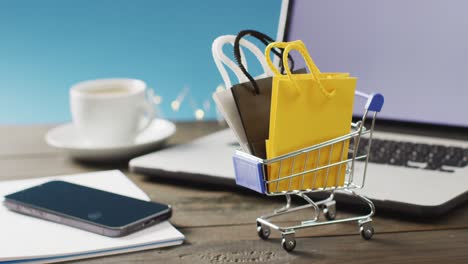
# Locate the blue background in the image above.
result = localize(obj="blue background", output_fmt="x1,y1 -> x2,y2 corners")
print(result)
0,0 -> 281,124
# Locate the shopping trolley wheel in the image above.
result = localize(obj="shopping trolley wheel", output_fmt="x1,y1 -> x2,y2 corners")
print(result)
323,201 -> 336,220
359,221 -> 374,240
256,223 -> 270,240
281,232 -> 296,252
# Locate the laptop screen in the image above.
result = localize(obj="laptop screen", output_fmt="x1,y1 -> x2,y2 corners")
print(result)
283,0 -> 468,128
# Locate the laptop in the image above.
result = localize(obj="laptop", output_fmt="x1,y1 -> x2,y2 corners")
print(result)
131,0 -> 468,217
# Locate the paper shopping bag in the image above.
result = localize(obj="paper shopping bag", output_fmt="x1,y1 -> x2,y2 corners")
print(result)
212,33 -> 273,154
265,41 -> 356,192
212,89 -> 251,153
230,30 -> 303,159
231,69 -> 306,159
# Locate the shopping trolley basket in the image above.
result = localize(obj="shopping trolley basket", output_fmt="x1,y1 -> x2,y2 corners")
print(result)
232,92 -> 384,252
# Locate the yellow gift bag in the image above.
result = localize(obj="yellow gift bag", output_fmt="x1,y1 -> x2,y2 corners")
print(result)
265,40 -> 356,192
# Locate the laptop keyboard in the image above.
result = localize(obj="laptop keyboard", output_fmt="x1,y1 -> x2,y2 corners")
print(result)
352,138 -> 468,172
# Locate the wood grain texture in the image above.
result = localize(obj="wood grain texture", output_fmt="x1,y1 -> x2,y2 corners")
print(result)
73,229 -> 468,264
0,122 -> 467,263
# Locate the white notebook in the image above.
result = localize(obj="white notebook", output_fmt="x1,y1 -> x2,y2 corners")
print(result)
0,170 -> 184,263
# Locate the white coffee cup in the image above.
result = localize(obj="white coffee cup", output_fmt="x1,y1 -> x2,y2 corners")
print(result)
70,78 -> 154,146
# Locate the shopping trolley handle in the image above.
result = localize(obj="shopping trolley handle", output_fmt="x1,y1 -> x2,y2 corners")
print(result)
355,91 -> 384,113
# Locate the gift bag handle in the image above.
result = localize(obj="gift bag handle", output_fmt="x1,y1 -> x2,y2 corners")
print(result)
212,35 -> 248,88
212,35 -> 267,89
265,40 -> 320,77
265,41 -> 335,97
233,30 -> 295,95
264,41 -> 309,74
283,41 -> 336,97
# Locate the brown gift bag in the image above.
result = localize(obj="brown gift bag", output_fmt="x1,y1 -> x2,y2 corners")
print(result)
231,30 -> 303,158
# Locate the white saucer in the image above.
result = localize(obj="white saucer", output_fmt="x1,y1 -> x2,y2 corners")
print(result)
46,119 -> 176,161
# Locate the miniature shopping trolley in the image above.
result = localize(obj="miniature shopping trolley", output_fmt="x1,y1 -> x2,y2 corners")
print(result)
232,91 -> 384,252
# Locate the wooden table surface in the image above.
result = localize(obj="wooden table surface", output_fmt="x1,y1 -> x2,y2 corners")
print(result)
2,121 -> 468,264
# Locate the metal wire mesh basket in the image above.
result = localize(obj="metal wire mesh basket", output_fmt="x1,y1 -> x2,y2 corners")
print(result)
232,91 -> 384,252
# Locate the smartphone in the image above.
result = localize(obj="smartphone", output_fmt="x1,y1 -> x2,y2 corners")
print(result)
3,181 -> 172,237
